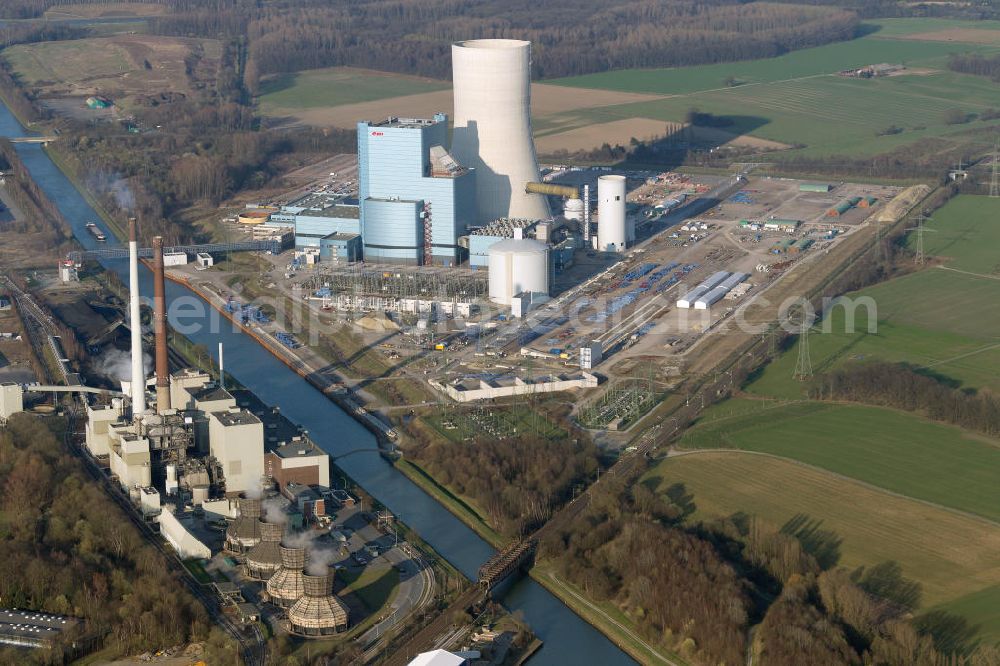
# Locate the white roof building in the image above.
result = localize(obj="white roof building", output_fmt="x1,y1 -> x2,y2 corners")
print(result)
407,649 -> 467,666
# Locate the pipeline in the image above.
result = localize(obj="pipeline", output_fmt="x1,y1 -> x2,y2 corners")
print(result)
525,182 -> 579,199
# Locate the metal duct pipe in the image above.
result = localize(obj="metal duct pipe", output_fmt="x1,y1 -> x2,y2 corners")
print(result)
583,184 -> 591,242
152,236 -> 170,412
127,218 -> 145,416
524,182 -> 579,199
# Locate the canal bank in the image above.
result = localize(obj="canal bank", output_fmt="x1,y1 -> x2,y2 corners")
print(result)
0,100 -> 637,665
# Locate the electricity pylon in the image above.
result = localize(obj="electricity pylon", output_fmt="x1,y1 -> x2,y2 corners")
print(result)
905,216 -> 936,266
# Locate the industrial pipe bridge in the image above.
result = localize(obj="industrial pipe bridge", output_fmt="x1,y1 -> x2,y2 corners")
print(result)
66,239 -> 281,263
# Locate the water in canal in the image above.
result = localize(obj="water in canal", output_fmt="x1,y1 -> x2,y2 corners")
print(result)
0,102 -> 636,665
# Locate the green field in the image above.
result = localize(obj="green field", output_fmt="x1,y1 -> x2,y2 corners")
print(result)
915,195 -> 1000,274
679,399 -> 1000,522
258,67 -> 447,113
748,195 -> 1000,398
549,20 -> 1000,157
648,452 -> 1000,636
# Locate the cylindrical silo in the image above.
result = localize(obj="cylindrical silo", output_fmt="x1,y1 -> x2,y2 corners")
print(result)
452,39 -> 550,223
597,175 -> 627,252
488,238 -> 549,305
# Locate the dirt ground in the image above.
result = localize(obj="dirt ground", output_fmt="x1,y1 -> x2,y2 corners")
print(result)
0,309 -> 37,384
904,28 -> 1000,45
43,3 -> 168,19
269,84 -> 664,131
3,35 -> 220,113
535,117 -> 671,153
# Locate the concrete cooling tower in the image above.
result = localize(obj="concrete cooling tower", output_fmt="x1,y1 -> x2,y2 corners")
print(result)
452,39 -> 550,223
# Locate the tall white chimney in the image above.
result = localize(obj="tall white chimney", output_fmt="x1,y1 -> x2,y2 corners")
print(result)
128,217 -> 146,416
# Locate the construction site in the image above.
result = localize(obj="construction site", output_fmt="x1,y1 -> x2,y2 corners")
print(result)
152,165 -> 920,444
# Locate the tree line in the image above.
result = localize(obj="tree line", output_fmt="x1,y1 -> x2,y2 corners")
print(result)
809,361 -> 1000,437
0,413 -> 239,664
949,53 -> 1000,81
146,1 -> 861,81
0,139 -> 72,243
543,472 -> 1000,665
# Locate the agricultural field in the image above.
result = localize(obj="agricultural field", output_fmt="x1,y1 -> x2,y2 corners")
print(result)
256,69 -> 662,136
258,67 -> 449,118
253,19 -> 1000,157
2,35 -> 220,117
749,195 -> 1000,397
42,2 -> 168,19
647,452 -> 1000,639
678,399 -> 1000,522
548,19 -> 1000,157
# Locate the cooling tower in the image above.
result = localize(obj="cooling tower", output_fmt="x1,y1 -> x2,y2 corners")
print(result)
288,572 -> 349,637
266,545 -> 307,608
224,497 -> 263,553
452,39 -> 550,223
244,521 -> 285,581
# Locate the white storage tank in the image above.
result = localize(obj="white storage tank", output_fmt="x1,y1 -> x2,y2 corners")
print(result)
597,175 -> 627,252
488,238 -> 549,305
563,197 -> 584,221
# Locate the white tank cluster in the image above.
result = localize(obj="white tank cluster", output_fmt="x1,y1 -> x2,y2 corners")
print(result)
451,39 -> 550,223
597,175 -> 627,252
488,238 -> 550,305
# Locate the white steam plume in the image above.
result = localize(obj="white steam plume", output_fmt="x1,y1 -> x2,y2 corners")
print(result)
306,547 -> 337,576
244,476 -> 263,500
262,498 -> 288,525
97,347 -> 151,382
281,529 -> 318,550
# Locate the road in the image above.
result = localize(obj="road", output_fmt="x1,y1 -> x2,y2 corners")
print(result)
357,542 -> 436,661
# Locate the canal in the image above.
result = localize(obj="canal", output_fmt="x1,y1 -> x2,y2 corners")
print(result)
0,102 -> 636,664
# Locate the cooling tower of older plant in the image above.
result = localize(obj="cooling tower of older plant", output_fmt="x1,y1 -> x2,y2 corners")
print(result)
451,39 -> 550,223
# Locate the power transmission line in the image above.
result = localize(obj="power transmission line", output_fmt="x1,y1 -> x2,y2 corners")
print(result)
991,141 -> 1000,198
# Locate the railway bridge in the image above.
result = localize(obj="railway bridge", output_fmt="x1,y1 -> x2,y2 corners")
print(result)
379,539 -> 536,665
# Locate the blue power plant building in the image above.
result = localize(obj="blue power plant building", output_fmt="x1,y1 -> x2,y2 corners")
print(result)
358,114 -> 476,266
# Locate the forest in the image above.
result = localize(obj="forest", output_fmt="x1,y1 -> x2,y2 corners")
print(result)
408,431 -> 600,537
542,475 -> 1000,665
0,414 -> 238,664
405,414 -> 600,536
809,361 -> 1000,437
160,1 -> 862,80
949,53 -> 1000,82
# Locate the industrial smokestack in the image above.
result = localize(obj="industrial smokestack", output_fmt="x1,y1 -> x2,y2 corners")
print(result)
218,342 -> 224,390
451,39 -> 549,223
152,236 -> 170,413
128,218 -> 146,416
